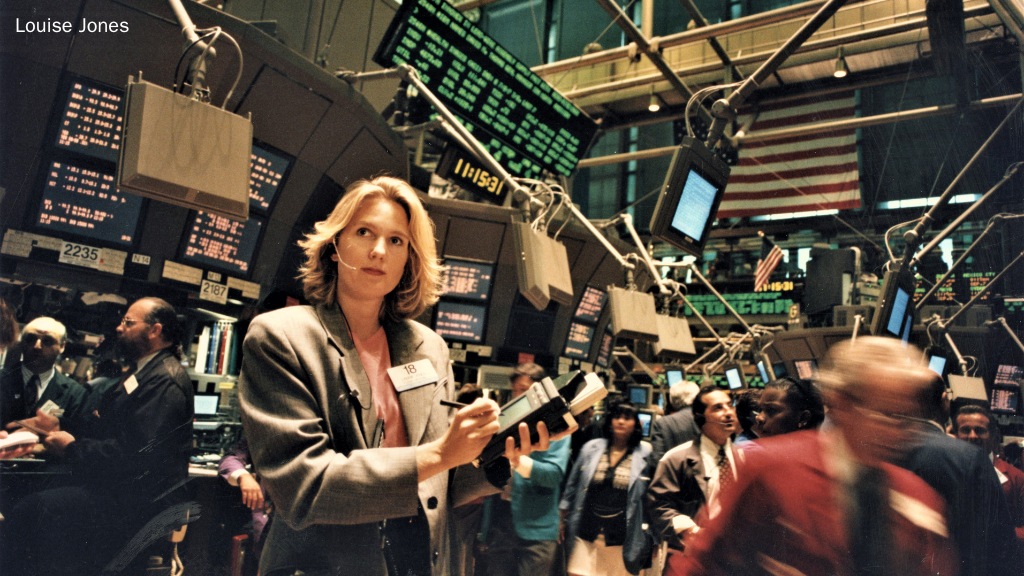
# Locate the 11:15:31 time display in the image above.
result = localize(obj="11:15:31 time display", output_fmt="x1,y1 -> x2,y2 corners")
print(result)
453,157 -> 506,196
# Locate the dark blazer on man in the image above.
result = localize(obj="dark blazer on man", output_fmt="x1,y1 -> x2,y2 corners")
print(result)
0,363 -> 88,429
898,421 -> 1018,576
648,407 -> 700,466
66,347 -> 194,512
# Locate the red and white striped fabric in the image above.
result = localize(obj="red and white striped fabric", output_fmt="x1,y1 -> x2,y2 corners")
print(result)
720,91 -> 861,218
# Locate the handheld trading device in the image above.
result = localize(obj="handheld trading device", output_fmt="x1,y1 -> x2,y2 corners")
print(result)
477,371 -> 606,466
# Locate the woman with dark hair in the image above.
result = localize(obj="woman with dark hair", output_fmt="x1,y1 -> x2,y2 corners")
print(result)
560,399 -> 652,576
753,377 -> 825,437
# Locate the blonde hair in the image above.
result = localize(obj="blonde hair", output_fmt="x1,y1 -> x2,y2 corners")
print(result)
297,176 -> 442,320
816,336 -> 931,397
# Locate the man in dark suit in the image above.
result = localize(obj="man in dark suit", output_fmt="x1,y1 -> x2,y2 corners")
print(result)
648,380 -> 700,465
7,297 -> 194,576
0,316 -> 87,430
646,386 -> 740,553
896,375 -> 1017,576
668,337 -> 956,576
955,404 -> 1024,547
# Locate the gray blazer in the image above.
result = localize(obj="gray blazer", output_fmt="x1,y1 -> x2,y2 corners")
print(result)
239,303 -> 497,575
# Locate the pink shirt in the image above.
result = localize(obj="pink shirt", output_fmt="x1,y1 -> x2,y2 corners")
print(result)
352,327 -> 409,448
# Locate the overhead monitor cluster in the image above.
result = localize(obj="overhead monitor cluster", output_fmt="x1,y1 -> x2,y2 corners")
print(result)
179,212 -> 265,277
374,0 -> 598,179
563,286 -> 607,361
434,257 -> 495,343
34,76 -> 144,248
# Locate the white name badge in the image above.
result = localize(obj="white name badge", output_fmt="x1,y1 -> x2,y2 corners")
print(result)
387,359 -> 439,393
124,375 -> 139,395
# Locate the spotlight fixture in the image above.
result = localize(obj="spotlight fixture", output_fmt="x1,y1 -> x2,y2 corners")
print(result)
833,46 -> 849,79
648,87 -> 662,113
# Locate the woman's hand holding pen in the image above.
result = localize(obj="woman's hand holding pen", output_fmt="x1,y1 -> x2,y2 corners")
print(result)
441,398 -> 500,467
418,398 -> 499,481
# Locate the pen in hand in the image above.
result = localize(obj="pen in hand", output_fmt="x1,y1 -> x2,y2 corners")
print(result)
439,399 -> 469,409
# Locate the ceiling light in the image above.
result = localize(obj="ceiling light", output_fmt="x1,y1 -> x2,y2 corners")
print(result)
833,46 -> 849,79
648,91 -> 661,113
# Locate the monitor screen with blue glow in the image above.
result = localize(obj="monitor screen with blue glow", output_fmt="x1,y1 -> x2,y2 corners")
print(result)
666,369 -> 684,386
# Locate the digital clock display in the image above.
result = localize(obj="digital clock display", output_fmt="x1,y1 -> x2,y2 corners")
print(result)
374,0 -> 598,178
436,146 -> 508,203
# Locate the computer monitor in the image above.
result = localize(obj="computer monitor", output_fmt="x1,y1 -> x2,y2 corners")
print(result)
652,390 -> 666,411
627,384 -> 653,406
793,359 -> 818,380
649,137 -> 730,257
665,368 -> 684,386
756,359 -> 772,384
990,387 -> 1020,415
434,300 -> 487,343
194,393 -> 220,418
637,410 -> 654,438
927,353 -> 948,376
724,362 -> 746,390
872,268 -> 917,339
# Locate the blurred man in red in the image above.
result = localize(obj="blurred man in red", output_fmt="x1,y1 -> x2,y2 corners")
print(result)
668,337 -> 956,576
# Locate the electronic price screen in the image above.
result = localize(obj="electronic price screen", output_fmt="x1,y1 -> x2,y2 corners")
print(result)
933,274 -> 957,303
374,0 -> 598,178
596,332 -> 614,367
434,300 -> 486,343
563,321 -> 594,360
180,211 -> 264,276
965,272 -> 995,302
574,286 -> 608,324
249,144 -> 290,214
54,77 -> 124,163
994,364 -> 1023,386
794,359 -> 817,380
36,160 -> 143,246
442,258 -> 494,301
990,387 -> 1020,415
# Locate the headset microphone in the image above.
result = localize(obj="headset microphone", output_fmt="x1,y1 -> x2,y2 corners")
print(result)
332,243 -> 358,270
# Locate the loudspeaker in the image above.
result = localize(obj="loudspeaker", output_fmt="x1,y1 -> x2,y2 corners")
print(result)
118,78 -> 253,220
545,235 -> 574,306
607,287 -> 659,342
948,374 -> 988,404
652,314 -> 696,356
511,222 -> 550,311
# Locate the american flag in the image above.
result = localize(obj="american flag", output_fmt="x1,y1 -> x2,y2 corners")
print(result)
754,234 -> 784,292
719,91 -> 861,218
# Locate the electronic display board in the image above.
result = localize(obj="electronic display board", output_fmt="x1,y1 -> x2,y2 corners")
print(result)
990,387 -> 1020,415
35,160 -> 143,246
249,143 -> 290,214
180,211 -> 264,276
993,364 -> 1023,386
964,271 -> 994,302
596,332 -> 614,367
563,321 -> 594,360
54,76 -> 124,163
374,0 -> 598,178
574,286 -> 608,324
442,258 -> 494,301
434,300 -> 486,343
933,274 -> 957,303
